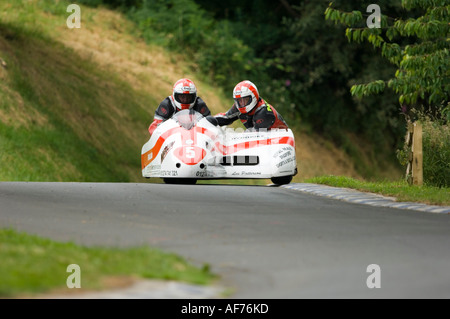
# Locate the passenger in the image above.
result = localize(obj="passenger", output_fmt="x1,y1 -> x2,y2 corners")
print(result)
214,80 -> 288,130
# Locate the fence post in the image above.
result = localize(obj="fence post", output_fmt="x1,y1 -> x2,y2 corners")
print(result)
405,121 -> 423,186
412,122 -> 423,186
405,122 -> 412,184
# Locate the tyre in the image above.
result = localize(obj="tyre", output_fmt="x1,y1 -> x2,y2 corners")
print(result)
163,178 -> 197,185
270,175 -> 293,185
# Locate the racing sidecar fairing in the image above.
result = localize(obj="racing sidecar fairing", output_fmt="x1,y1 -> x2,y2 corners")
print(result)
141,110 -> 297,185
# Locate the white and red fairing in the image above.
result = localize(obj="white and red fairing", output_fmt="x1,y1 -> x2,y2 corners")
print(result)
141,110 -> 297,183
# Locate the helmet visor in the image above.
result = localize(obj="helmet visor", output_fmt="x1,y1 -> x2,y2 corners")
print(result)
175,93 -> 196,105
234,96 -> 252,108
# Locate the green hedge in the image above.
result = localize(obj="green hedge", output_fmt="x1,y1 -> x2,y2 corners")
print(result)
422,119 -> 450,188
397,117 -> 450,188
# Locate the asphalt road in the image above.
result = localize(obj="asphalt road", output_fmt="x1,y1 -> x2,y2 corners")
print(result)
0,182 -> 449,298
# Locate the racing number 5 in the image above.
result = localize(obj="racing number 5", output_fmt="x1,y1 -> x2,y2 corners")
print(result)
174,145 -> 206,165
185,146 -> 195,159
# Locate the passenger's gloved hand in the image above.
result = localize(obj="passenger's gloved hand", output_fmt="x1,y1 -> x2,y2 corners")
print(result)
205,115 -> 219,126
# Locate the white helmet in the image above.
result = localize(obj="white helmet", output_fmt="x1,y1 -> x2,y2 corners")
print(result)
172,78 -> 198,110
233,80 -> 259,114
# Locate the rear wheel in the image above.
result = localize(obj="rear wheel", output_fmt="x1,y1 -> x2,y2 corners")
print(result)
163,178 -> 197,185
271,175 -> 293,185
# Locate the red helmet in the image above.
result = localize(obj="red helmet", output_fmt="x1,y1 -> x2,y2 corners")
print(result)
233,80 -> 259,114
172,78 -> 197,110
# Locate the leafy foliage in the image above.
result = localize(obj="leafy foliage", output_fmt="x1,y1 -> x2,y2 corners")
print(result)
327,0 -> 449,186
325,0 -> 450,115
93,0 -> 259,93
273,1 -> 406,155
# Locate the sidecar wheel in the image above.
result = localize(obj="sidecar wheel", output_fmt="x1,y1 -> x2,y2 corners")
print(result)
270,175 -> 293,185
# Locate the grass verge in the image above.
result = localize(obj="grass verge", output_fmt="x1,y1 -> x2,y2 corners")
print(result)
0,228 -> 217,298
305,175 -> 450,206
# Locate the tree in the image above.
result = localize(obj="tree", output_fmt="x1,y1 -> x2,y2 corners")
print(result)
274,1 -> 405,149
325,0 -> 450,121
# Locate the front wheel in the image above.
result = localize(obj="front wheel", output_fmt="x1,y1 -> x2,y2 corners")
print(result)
163,178 -> 197,185
271,175 -> 293,185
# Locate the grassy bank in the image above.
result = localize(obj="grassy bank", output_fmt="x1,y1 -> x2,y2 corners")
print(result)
0,228 -> 217,298
306,176 -> 450,206
0,5 -> 151,182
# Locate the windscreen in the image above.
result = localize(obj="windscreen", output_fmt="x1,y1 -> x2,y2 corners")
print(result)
172,109 -> 204,130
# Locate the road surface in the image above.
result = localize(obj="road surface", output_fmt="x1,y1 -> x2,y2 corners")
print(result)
0,182 -> 449,298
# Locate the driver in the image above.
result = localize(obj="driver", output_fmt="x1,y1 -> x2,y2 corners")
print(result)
214,80 -> 288,130
148,78 -> 212,134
